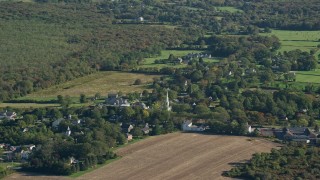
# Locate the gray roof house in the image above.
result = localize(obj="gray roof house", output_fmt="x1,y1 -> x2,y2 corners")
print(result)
105,93 -> 130,107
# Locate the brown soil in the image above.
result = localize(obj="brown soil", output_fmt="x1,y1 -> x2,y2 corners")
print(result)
6,133 -> 279,180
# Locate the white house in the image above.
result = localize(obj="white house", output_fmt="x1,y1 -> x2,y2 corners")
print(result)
166,89 -> 172,111
0,110 -> 17,120
182,121 -> 206,132
138,16 -> 144,22
66,126 -> 71,136
23,144 -> 36,151
247,125 -> 253,133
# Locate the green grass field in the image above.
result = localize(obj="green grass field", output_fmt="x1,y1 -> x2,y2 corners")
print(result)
19,71 -> 160,100
295,69 -> 320,83
140,50 -> 204,68
262,30 -> 320,57
0,103 -> 58,108
0,162 -> 21,169
216,6 -> 243,13
261,30 -> 320,84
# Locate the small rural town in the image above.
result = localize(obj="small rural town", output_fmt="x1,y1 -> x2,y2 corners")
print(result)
1,0 -> 320,179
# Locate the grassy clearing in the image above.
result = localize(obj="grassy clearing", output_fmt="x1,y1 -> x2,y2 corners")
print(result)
216,6 -> 243,13
149,24 -> 178,30
0,162 -> 21,169
144,50 -> 204,63
295,69 -> 320,83
19,71 -> 160,100
261,30 -> 320,84
140,50 -> 204,68
0,103 -> 58,108
203,57 -> 223,63
261,30 -> 320,57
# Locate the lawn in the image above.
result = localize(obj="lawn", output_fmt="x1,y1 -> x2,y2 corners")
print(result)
140,50 -> 205,68
261,30 -> 320,57
0,162 -> 21,169
295,69 -> 320,83
203,57 -> 223,63
216,6 -> 243,13
19,71 -> 160,100
0,103 -> 58,109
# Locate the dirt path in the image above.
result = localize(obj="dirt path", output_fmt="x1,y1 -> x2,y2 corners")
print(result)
5,133 -> 279,180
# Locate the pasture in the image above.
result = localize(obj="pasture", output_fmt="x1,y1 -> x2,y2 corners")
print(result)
19,71 -> 160,100
0,103 -> 58,109
262,30 -> 320,84
5,133 -> 279,180
262,30 -> 320,57
140,50 -> 212,68
216,6 -> 243,13
295,69 -> 320,83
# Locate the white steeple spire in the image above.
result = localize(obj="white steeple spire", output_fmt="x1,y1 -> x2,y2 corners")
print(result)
166,89 -> 171,111
66,126 -> 71,136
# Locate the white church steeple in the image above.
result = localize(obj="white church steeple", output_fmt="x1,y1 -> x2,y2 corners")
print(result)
166,89 -> 172,111
66,126 -> 71,136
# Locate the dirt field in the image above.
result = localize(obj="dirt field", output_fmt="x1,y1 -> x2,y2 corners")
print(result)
6,133 -> 279,180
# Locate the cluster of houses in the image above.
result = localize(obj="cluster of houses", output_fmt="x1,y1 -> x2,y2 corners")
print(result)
256,127 -> 319,144
105,93 -> 149,109
181,120 -> 254,133
181,120 -> 208,132
121,123 -> 150,141
170,53 -> 213,64
184,52 -> 212,60
180,120 -> 320,145
0,144 -> 35,162
0,110 -> 17,120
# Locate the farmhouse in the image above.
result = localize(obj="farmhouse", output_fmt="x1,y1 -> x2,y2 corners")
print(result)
1,144 -> 36,161
184,53 -> 212,60
181,120 -> 206,132
283,127 -> 319,143
259,128 -> 275,137
141,123 -> 150,135
126,133 -> 133,141
0,110 -> 17,120
106,93 -> 130,107
121,123 -> 134,133
132,102 -> 149,109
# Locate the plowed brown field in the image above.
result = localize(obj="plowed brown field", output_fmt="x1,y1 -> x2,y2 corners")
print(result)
6,133 -> 279,180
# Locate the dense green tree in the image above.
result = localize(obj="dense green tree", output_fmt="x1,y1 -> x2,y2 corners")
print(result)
80,94 -> 87,103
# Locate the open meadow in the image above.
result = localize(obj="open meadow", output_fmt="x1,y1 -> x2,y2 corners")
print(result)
295,69 -> 320,83
140,50 -> 203,68
140,50 -> 221,68
262,30 -> 320,84
0,103 -> 58,108
216,6 -> 243,13
5,133 -> 279,180
18,71 -> 160,100
262,30 -> 320,57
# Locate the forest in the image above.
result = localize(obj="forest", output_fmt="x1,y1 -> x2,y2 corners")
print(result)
0,0 -> 320,178
224,143 -> 320,179
1,0 -> 320,102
